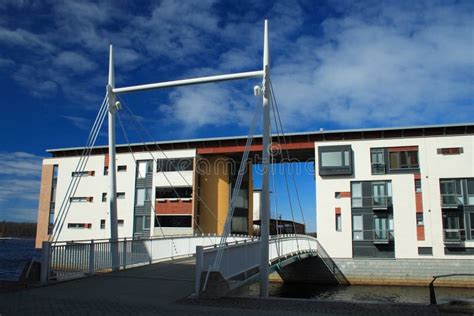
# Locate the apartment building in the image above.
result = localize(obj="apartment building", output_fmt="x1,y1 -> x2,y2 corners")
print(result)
36,123 -> 474,263
316,133 -> 474,260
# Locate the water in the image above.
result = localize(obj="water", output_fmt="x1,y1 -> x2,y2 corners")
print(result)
0,238 -> 40,281
249,282 -> 474,305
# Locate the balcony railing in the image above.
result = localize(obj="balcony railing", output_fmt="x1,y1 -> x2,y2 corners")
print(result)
373,229 -> 394,244
352,229 -> 394,243
443,229 -> 465,243
352,196 -> 393,209
371,163 -> 386,174
440,194 -> 463,208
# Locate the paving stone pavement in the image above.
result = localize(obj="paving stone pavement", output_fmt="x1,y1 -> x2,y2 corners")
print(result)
0,257 -> 468,315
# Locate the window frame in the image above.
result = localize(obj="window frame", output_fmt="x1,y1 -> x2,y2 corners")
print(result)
318,145 -> 353,176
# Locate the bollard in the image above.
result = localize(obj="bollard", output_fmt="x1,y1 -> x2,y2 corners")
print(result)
429,278 -> 437,305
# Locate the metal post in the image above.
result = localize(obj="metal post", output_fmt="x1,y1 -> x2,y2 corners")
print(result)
107,44 -> 120,271
122,238 -> 127,269
40,241 -> 51,284
260,19 -> 270,298
88,239 -> 95,275
195,246 -> 204,295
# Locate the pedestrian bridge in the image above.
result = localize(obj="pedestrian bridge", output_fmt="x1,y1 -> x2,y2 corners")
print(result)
41,234 -> 344,296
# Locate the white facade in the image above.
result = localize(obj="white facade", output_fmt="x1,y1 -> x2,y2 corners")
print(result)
315,134 -> 474,260
45,149 -> 195,242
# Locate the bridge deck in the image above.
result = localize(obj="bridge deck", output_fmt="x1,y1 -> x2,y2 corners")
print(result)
0,257 -> 442,315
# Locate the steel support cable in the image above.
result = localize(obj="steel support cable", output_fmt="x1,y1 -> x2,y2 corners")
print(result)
269,79 -> 309,250
116,95 -> 226,231
117,110 -> 210,245
213,99 -> 261,270
50,95 -> 108,241
269,79 -> 307,228
116,97 -> 217,245
269,94 -> 300,254
202,95 -> 261,291
116,111 -> 167,239
51,99 -> 108,243
49,95 -> 108,242
270,115 -> 283,263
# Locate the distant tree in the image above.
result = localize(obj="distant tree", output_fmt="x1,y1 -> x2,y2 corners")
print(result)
0,221 -> 37,238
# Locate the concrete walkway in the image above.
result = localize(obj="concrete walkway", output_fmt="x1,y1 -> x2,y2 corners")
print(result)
0,257 -> 463,315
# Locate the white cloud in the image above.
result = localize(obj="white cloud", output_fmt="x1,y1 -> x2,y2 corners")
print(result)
0,152 -> 43,177
54,51 -> 97,73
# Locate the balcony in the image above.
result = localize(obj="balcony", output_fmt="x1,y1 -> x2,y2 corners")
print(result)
443,229 -> 465,245
373,229 -> 394,244
352,196 -> 393,209
440,194 -> 463,208
155,199 -> 192,215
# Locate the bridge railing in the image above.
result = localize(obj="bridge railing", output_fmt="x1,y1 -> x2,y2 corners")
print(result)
195,234 -> 318,294
41,234 -> 251,284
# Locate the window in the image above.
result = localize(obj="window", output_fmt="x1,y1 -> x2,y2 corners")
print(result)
437,147 -> 463,155
416,213 -> 424,226
443,214 -> 463,241
389,150 -> 419,170
234,188 -> 248,209
156,215 -> 191,227
336,214 -> 342,231
352,215 -> 363,240
72,171 -> 94,177
134,216 -> 151,233
415,179 -> 422,193
440,179 -> 463,206
118,219 -> 124,227
102,193 -> 107,202
370,148 -> 385,174
374,215 -> 389,240
372,182 -> 389,207
351,182 -> 362,207
231,216 -> 248,234
156,187 -> 192,199
70,197 -> 93,203
68,223 -> 92,229
335,192 -> 341,199
103,166 -> 109,176
137,161 -> 150,179
117,192 -> 125,199
467,179 -> 474,205
136,188 -> 146,206
117,165 -> 127,172
156,158 -> 193,172
470,213 -> 474,240
318,145 -> 353,176
48,165 -> 58,234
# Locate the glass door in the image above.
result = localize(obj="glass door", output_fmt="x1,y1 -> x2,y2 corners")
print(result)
372,182 -> 387,207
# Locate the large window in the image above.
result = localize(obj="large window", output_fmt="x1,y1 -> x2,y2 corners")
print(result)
373,215 -> 393,241
352,215 -> 363,240
389,150 -> 419,170
467,179 -> 474,205
137,160 -> 152,179
351,182 -> 362,207
136,188 -> 152,206
134,215 -> 151,233
440,179 -> 463,206
156,215 -> 192,227
156,158 -> 193,172
370,149 -> 385,174
318,145 -> 353,176
443,214 -> 464,241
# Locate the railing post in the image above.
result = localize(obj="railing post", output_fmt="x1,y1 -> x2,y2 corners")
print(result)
195,246 -> 203,295
429,278 -> 437,305
40,241 -> 51,284
89,239 -> 95,275
122,238 -> 127,269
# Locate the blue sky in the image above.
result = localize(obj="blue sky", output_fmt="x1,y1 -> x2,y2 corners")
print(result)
0,1 -> 472,232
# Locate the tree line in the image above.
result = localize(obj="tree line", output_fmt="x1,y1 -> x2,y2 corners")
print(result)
0,221 -> 36,238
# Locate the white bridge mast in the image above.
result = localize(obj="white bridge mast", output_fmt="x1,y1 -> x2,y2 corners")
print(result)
106,20 -> 271,297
